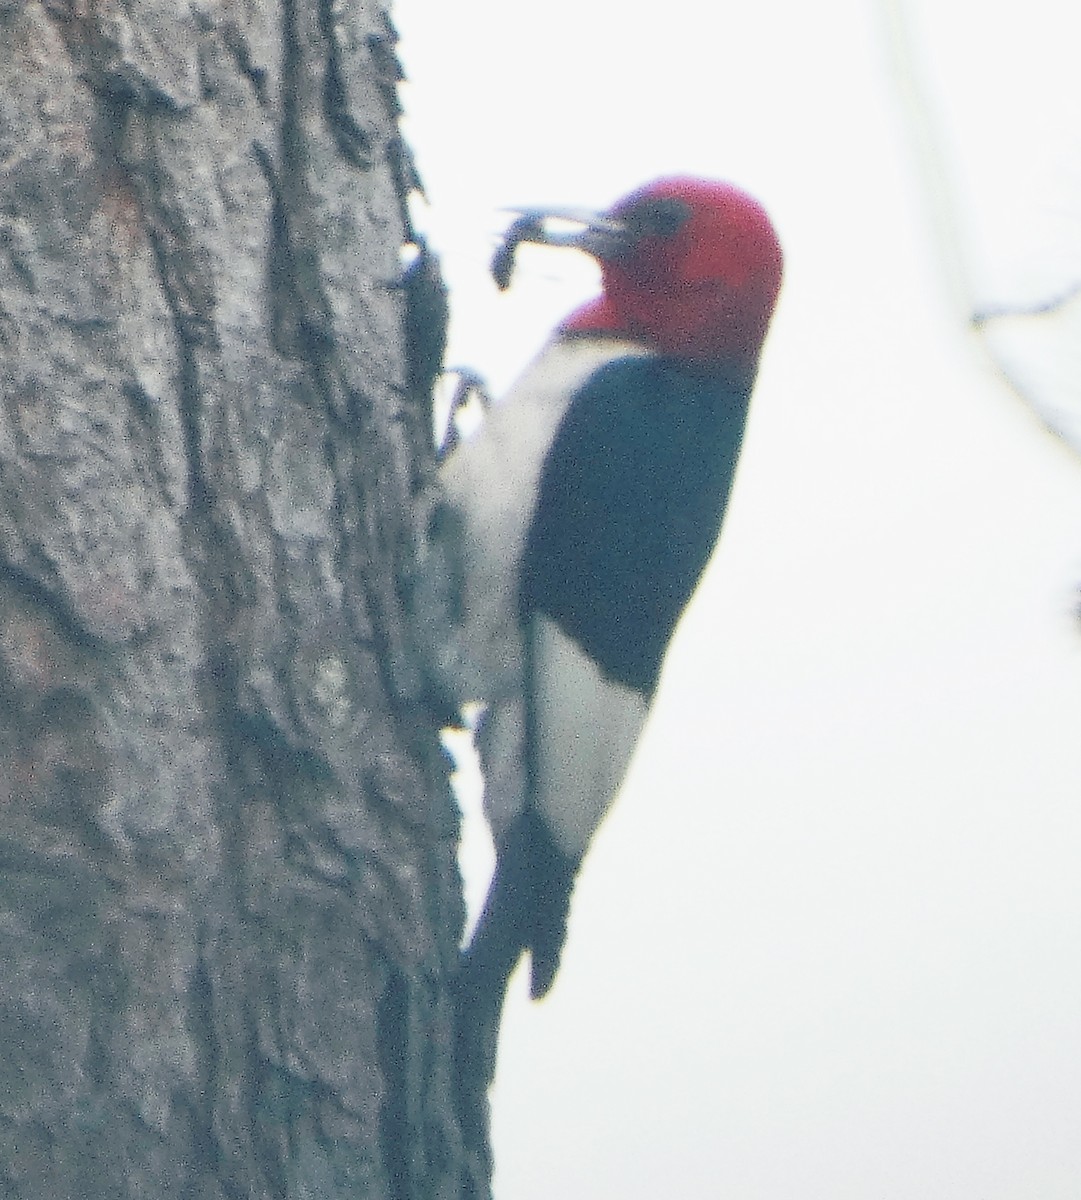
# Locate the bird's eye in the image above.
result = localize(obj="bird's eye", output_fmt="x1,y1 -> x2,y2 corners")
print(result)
618,197 -> 691,240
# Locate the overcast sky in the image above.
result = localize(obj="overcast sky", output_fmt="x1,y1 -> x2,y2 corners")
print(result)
395,1 -> 1081,1196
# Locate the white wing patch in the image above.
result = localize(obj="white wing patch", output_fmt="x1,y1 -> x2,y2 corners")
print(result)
527,614 -> 649,861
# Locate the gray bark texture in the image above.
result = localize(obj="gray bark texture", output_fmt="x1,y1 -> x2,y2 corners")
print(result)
0,2 -> 470,1197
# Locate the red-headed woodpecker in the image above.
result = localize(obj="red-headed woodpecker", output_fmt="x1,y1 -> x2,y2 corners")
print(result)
422,177 -> 783,1086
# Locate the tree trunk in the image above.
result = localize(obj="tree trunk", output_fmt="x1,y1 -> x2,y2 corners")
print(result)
0,3 -> 467,1196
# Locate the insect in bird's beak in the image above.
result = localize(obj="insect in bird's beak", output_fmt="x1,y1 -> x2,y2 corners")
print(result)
491,208 -> 629,290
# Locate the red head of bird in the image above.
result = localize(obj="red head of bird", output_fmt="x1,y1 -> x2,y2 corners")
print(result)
495,176 -> 783,370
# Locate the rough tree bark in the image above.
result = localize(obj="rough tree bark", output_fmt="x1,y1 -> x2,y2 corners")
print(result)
0,2 -> 469,1197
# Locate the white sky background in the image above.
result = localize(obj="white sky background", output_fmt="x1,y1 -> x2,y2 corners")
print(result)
394,1 -> 1081,1196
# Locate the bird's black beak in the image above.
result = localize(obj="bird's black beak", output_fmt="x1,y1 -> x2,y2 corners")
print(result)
491,207 -> 630,291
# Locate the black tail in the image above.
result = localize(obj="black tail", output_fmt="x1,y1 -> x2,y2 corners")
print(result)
454,808 -> 578,1090
453,808 -> 578,1190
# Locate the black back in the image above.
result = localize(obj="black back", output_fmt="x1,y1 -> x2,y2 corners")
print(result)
519,354 -> 752,695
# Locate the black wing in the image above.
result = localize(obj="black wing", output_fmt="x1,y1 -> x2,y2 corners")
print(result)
519,354 -> 752,694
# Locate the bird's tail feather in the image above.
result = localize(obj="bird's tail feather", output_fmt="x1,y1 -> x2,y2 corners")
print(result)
454,807 -> 578,1093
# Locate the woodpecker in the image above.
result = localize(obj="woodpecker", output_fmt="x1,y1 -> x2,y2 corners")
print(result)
425,177 -> 783,1086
